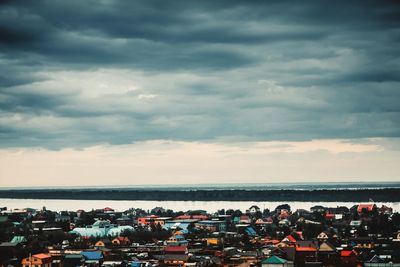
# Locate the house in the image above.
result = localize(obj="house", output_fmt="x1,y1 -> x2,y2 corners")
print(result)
81,251 -> 103,265
70,220 -> 134,237
63,254 -> 84,267
175,214 -> 209,220
379,205 -> 393,215
137,215 -> 159,226
348,237 -> 374,249
296,240 -> 318,249
357,204 -> 377,214
261,255 -> 294,267
325,213 -> 335,220
281,235 -> 297,245
10,235 -> 27,244
350,220 -> 362,228
103,207 -> 115,213
95,239 -> 112,248
240,215 -> 252,224
278,210 -> 290,220
317,232 -> 329,241
256,218 -> 273,227
235,223 -> 257,236
116,214 -> 133,225
279,219 -> 290,227
166,234 -> 188,246
112,236 -> 131,246
318,242 -> 339,266
310,206 -> 326,213
248,205 -> 261,215
151,207 -> 166,214
148,216 -> 172,227
295,246 -> 317,266
340,250 -> 359,266
22,253 -> 52,267
163,246 -> 188,265
266,246 -> 287,259
195,220 -> 226,232
163,219 -> 197,231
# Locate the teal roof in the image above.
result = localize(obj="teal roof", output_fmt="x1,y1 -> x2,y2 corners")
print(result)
70,224 -> 134,237
11,236 -> 26,244
0,216 -> 8,223
107,225 -> 134,236
70,228 -> 104,237
262,256 -> 287,264
65,254 -> 84,259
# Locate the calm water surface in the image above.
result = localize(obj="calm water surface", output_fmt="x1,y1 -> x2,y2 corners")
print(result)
1,198 -> 399,213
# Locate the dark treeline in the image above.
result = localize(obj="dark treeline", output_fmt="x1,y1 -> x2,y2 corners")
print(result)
0,188 -> 399,201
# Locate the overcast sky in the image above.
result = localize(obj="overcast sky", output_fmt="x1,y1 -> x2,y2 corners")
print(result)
1,1 -> 400,187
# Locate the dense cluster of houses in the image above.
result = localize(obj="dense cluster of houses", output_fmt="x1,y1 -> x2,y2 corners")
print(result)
0,203 -> 399,267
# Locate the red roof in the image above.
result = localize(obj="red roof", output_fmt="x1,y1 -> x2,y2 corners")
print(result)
116,236 -> 130,242
296,231 -> 303,239
296,246 -> 317,252
325,213 -> 335,219
103,207 -> 114,212
174,215 -> 208,220
357,204 -> 375,213
165,246 -> 187,253
341,250 -> 357,257
285,235 -> 297,243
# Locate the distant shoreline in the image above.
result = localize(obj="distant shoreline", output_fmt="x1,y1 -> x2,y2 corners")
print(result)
0,188 -> 399,202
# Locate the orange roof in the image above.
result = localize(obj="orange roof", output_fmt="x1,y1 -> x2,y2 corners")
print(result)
33,253 -> 51,259
296,246 -> 317,252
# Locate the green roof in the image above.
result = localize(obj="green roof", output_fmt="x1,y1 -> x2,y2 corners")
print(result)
65,254 -> 84,259
262,256 -> 287,264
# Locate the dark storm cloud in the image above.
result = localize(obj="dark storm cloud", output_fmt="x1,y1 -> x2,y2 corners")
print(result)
1,0 -> 400,148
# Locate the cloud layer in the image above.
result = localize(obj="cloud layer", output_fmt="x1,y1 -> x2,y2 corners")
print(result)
1,139 -> 399,187
1,1 -> 400,149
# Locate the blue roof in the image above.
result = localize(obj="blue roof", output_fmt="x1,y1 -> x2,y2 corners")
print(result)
245,226 -> 257,236
81,251 -> 103,260
197,220 -> 222,224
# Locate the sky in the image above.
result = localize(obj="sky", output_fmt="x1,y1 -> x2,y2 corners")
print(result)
0,0 -> 400,187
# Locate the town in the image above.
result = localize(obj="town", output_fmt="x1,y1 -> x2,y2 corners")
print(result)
0,203 -> 399,267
